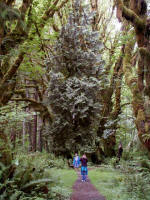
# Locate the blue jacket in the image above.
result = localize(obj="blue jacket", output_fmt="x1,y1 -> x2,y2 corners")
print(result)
73,156 -> 80,166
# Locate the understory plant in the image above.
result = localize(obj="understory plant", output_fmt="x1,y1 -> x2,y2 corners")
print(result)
0,153 -> 71,200
122,157 -> 150,200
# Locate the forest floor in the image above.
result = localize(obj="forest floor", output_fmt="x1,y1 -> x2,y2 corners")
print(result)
71,169 -> 106,200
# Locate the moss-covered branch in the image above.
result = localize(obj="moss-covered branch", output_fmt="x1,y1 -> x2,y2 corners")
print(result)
123,36 -> 137,90
11,98 -> 53,121
1,52 -> 24,85
0,52 -> 25,105
41,0 -> 69,28
115,0 -> 145,29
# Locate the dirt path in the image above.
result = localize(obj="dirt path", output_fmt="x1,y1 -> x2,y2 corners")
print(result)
71,171 -> 106,200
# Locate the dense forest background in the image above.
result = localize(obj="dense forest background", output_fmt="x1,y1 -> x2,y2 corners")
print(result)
1,0 -> 150,199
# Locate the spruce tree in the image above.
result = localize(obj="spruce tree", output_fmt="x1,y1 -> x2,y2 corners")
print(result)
46,0 -> 105,155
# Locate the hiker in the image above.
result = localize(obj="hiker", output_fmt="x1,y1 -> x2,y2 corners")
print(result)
80,154 -> 88,182
73,153 -> 80,171
117,142 -> 123,161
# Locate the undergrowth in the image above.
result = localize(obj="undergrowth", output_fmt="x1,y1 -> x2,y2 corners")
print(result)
89,153 -> 150,200
88,166 -> 128,200
120,157 -> 150,200
0,152 -> 76,200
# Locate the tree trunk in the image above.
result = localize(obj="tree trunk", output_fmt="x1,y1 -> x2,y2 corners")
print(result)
103,134 -> 116,157
0,129 -> 12,166
10,128 -> 16,149
45,140 -> 50,153
28,121 -> 33,152
22,119 -> 26,147
32,88 -> 39,152
115,0 -> 150,151
38,116 -> 43,152
32,113 -> 37,152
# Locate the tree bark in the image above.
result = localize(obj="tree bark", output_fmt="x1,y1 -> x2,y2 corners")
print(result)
32,113 -> 37,152
115,0 -> 150,151
10,128 -> 16,149
28,121 -> 33,152
38,116 -> 43,152
22,119 -> 26,147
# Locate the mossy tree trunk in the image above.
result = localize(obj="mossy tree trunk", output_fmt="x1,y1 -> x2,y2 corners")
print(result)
101,50 -> 124,157
0,0 -> 32,165
115,0 -> 150,151
0,128 -> 12,166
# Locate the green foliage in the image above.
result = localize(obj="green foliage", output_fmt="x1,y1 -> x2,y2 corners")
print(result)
122,159 -> 150,200
51,186 -> 70,200
49,168 -> 77,200
89,167 -> 128,200
90,149 -> 150,200
0,2 -> 21,26
45,0 -> 105,154
0,153 -> 72,200
110,157 -> 118,168
0,103 -> 31,122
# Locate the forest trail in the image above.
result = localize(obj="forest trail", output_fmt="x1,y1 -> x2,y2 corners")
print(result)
71,170 -> 106,200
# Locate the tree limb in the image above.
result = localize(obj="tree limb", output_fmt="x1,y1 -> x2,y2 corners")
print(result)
11,98 -> 53,121
115,0 -> 145,29
1,52 -> 25,85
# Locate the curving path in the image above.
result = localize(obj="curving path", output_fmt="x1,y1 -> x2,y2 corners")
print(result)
71,170 -> 106,200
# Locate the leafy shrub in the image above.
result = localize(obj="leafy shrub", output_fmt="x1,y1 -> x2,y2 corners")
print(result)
110,157 -> 118,168
122,150 -> 132,161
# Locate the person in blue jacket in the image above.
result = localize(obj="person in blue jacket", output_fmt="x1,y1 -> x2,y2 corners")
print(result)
73,153 -> 80,171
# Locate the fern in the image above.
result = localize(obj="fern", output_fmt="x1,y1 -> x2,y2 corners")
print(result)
9,191 -> 22,200
22,178 -> 54,190
0,2 -> 21,26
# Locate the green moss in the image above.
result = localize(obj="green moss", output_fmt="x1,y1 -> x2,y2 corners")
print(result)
137,109 -> 145,121
145,122 -> 149,132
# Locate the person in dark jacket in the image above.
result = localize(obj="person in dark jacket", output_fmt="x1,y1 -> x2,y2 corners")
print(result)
80,154 -> 88,182
117,142 -> 123,161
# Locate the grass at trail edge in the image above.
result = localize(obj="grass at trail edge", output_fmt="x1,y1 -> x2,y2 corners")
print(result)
88,166 -> 130,200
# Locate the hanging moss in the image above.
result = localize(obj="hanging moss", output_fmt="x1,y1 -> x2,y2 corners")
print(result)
137,109 -> 145,121
144,122 -> 149,132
